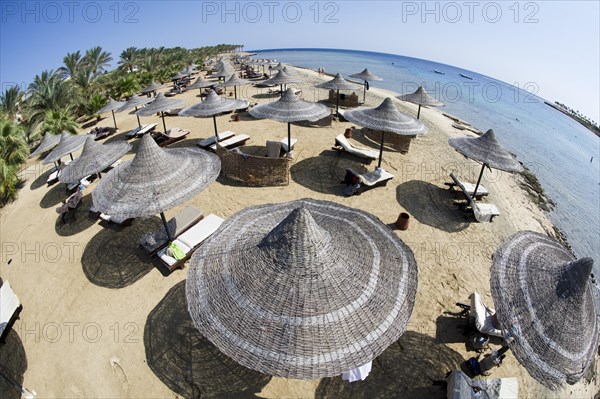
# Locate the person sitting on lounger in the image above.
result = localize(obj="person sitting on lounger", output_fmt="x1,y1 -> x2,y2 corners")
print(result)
469,292 -> 502,338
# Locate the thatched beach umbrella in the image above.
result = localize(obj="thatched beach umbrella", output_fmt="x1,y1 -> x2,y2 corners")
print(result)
187,76 -> 213,98
171,72 -> 186,81
343,98 -> 428,168
30,132 -> 60,158
117,94 -> 154,129
179,90 -> 248,138
59,136 -> 131,183
490,231 -> 598,389
261,70 -> 301,95
186,198 -> 418,379
249,88 -> 329,156
396,86 -> 444,119
349,68 -> 383,103
448,129 -> 523,198
218,74 -> 250,99
315,73 -> 362,116
92,134 -> 220,241
140,81 -> 164,95
135,93 -> 186,133
98,98 -> 125,130
42,132 -> 87,165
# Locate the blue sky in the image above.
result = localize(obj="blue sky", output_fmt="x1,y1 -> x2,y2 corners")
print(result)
1,0 -> 599,122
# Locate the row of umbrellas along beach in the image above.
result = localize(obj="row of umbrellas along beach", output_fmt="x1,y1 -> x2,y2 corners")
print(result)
29,62 -> 597,390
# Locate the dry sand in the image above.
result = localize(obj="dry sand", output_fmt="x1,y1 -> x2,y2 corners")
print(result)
1,63 -> 598,398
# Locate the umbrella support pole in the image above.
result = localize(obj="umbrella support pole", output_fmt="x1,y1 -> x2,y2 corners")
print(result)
287,123 -> 291,157
234,86 -> 237,99
363,83 -> 367,103
378,131 -> 385,169
473,164 -> 486,200
417,105 -> 421,120
336,89 -> 340,117
135,107 -> 142,128
69,153 -> 74,161
161,112 -> 167,133
160,212 -> 173,242
111,110 -> 118,129
213,115 -> 218,139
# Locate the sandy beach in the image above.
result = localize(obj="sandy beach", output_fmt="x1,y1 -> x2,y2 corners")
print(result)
1,62 -> 598,398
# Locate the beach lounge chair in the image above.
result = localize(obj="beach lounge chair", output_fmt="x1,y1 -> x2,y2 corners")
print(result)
342,167 -> 394,196
157,213 -> 224,272
279,138 -> 297,153
334,134 -> 379,161
0,280 -> 22,342
447,370 -> 518,398
126,123 -> 157,139
446,173 -> 489,200
89,205 -> 134,226
139,206 -> 204,256
66,177 -> 91,192
452,176 -> 500,222
196,131 -> 236,148
469,292 -> 503,338
153,128 -> 190,147
209,134 -> 250,151
46,160 -> 71,185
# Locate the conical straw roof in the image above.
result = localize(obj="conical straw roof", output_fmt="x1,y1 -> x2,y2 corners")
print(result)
186,198 -> 418,379
179,90 -> 248,117
135,93 -> 186,116
397,86 -> 444,107
249,88 -> 329,123
271,62 -> 285,71
171,72 -> 186,80
42,132 -> 87,165
117,94 -> 154,112
59,137 -> 131,183
187,76 -> 214,90
218,74 -> 250,87
349,68 -> 382,81
315,73 -> 362,91
140,81 -> 164,94
343,98 -> 428,136
98,98 -> 125,114
491,231 -> 599,389
448,129 -> 523,172
261,70 -> 301,86
92,134 -> 220,219
30,132 -> 60,158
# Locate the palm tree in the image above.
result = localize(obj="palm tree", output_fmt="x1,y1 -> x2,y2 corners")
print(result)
85,94 -> 107,120
27,70 -> 73,125
0,86 -> 23,120
40,109 -> 79,135
118,46 -> 139,73
113,75 -> 140,99
59,51 -> 82,79
83,46 -> 113,77
0,117 -> 29,204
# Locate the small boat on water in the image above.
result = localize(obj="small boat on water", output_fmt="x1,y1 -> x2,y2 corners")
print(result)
433,69 -> 445,75
459,73 -> 473,80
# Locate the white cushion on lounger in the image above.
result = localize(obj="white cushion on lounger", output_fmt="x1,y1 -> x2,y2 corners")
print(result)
197,131 -> 235,148
177,214 -> 224,248
336,134 -> 379,160
357,168 -> 394,186
209,134 -> 250,151
279,138 -> 297,152
0,281 -> 20,336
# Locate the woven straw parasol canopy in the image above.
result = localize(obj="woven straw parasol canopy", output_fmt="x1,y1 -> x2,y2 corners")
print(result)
343,98 -> 427,167
271,62 -> 285,71
349,68 -> 382,103
42,132 -> 87,165
117,94 -> 155,129
187,76 -> 214,90
179,90 -> 248,136
98,98 -> 126,129
30,132 -> 60,157
448,129 -> 523,197
59,136 -> 131,183
140,81 -> 164,94
218,74 -> 250,99
261,70 -> 301,87
135,93 -> 186,133
249,88 -> 330,154
397,86 -> 444,119
315,73 -> 362,115
171,72 -> 186,81
186,198 -> 418,379
92,134 -> 220,220
490,231 -> 598,389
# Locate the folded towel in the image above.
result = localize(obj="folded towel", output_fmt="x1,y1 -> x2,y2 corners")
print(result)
167,242 -> 186,260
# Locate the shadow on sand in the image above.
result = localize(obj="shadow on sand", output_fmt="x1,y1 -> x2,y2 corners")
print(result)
27,164 -> 57,190
396,180 -> 469,233
0,330 -> 28,399
290,151 -> 369,195
144,281 -> 271,398
315,331 -> 464,399
39,183 -> 68,209
81,217 -> 161,288
54,194 -> 98,236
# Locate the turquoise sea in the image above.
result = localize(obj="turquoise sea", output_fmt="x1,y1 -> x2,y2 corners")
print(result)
254,48 -> 599,268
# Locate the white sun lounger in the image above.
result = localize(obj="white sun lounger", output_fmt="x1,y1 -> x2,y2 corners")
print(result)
343,167 -> 394,196
209,134 -> 250,151
139,206 -> 204,255
46,160 -> 71,185
452,175 -> 500,222
279,138 -> 297,153
126,123 -> 157,138
447,370 -> 518,399
0,281 -> 21,340
447,173 -> 489,198
89,205 -> 133,226
334,134 -> 379,161
469,292 -> 503,338
196,131 -> 235,148
157,214 -> 224,271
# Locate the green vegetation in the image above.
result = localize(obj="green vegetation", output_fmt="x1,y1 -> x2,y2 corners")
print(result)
0,43 -> 241,206
545,101 -> 600,137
